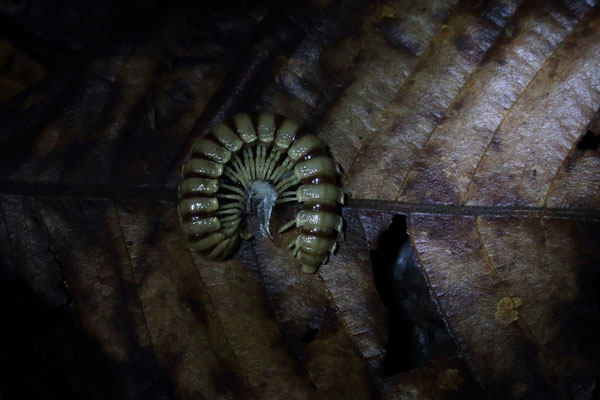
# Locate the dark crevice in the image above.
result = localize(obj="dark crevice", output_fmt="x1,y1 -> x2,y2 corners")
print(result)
50,244 -> 73,308
0,12 -> 75,68
36,209 -> 74,307
594,272 -> 600,308
593,377 -> 600,400
0,272 -> 138,399
32,207 -> 73,308
370,215 -> 453,376
576,130 -> 600,151
301,327 -> 320,343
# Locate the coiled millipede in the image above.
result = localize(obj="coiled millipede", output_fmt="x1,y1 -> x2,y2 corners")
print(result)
178,112 -> 344,274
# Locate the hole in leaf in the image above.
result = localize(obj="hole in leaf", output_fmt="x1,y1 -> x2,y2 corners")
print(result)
370,215 -> 453,376
301,327 -> 319,343
576,130 -> 600,151
126,241 -> 133,246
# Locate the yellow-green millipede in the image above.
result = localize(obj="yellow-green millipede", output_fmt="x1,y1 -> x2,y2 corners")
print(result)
178,112 -> 344,273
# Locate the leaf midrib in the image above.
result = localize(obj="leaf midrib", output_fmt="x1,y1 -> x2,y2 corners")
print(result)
2,180 -> 598,220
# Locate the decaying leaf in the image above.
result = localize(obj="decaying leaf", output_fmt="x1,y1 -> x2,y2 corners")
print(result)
1,1 -> 599,399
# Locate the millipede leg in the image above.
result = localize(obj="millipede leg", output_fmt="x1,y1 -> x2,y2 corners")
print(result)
260,145 -> 268,179
276,190 -> 297,203
329,241 -> 338,255
256,145 -> 266,179
278,190 -> 296,198
217,193 -> 245,201
208,237 -> 233,259
264,149 -> 281,181
243,147 -> 256,181
271,157 -> 295,183
276,197 -> 297,204
249,147 -> 257,180
287,238 -> 301,258
231,155 -> 251,187
219,202 -> 245,210
275,176 -> 299,193
223,169 -> 241,186
225,167 -> 246,190
278,219 -> 296,233
224,162 -> 247,185
221,218 -> 241,228
284,176 -> 300,188
220,214 -> 242,223
215,207 -> 243,215
220,233 -> 240,258
220,183 -> 246,197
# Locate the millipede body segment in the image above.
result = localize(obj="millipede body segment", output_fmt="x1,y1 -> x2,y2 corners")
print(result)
178,112 -> 343,273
